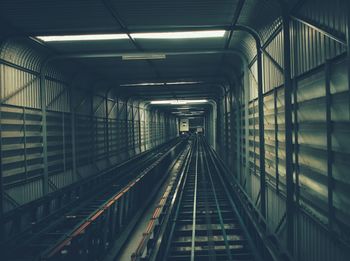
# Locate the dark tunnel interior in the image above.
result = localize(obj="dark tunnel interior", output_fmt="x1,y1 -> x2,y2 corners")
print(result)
0,1 -> 350,260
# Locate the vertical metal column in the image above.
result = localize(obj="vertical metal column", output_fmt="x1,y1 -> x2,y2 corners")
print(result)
274,88 -> 279,192
62,111 -> 66,174
224,91 -> 229,163
131,102 -> 135,154
256,39 -> 266,218
138,102 -> 142,152
105,90 -> 110,160
282,11 -> 294,254
125,99 -> 129,155
347,1 -> 350,121
70,87 -> 77,182
23,108 -> 28,178
244,68 -> 250,189
40,69 -> 49,195
325,60 -> 334,228
91,91 -> 95,164
235,89 -> 241,183
0,96 -> 4,240
217,97 -> 224,156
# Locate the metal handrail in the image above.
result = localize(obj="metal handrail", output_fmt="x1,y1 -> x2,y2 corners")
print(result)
131,143 -> 193,261
40,141 -> 184,260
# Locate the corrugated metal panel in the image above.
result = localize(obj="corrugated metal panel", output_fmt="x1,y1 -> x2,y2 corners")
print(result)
1,105 -> 43,184
230,31 -> 257,64
263,29 -> 284,92
0,0 -> 121,34
295,210 -> 350,261
0,64 -> 41,109
291,19 -> 346,77
297,0 -> 347,37
45,79 -> 70,112
5,178 -> 43,212
225,0 -> 349,255
0,39 -> 46,72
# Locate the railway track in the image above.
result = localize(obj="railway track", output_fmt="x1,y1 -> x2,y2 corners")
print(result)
1,139 -> 185,261
133,135 -> 260,261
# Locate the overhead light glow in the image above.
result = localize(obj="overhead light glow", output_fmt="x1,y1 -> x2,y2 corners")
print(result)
122,54 -> 166,60
36,30 -> 226,42
36,34 -> 128,42
131,30 -> 226,39
120,81 -> 202,87
167,81 -> 202,85
150,99 -> 208,105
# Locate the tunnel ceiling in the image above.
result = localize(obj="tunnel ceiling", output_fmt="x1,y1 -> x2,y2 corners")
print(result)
0,0 -> 299,101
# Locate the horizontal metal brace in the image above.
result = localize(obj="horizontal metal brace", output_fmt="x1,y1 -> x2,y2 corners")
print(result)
47,49 -> 243,60
262,49 -> 284,74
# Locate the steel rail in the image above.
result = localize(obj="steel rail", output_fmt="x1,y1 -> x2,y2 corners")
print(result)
131,142 -> 193,261
198,142 -> 216,260
41,141 -> 184,259
200,136 -> 233,261
202,138 -> 268,261
2,139 -> 184,261
190,137 -> 199,261
162,139 -> 197,260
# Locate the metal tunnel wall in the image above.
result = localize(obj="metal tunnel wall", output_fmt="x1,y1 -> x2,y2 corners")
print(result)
0,39 -> 178,218
219,1 -> 350,260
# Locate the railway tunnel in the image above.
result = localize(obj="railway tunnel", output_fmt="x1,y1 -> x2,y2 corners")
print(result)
0,0 -> 350,260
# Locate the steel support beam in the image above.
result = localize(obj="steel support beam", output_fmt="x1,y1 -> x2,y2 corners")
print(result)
42,49 -> 244,60
138,102 -> 142,152
262,49 -> 284,74
40,62 -> 49,195
70,87 -> 77,182
282,11 -> 294,254
347,2 -> 350,122
0,97 -> 3,240
125,99 -> 129,155
91,91 -> 96,165
274,88 -> 279,192
325,60 -> 334,229
101,0 -> 160,79
256,39 -> 266,219
224,91 -> 229,163
131,102 -> 136,155
105,89 -> 110,160
235,89 -> 241,184
225,0 -> 246,49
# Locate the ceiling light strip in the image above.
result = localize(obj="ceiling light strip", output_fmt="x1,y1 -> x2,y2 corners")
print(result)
36,30 -> 226,42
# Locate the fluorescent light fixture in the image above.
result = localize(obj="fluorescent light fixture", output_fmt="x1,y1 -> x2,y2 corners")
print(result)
166,81 -> 202,85
120,82 -> 164,87
150,99 -> 208,105
122,54 -> 166,60
36,34 -> 128,42
36,30 -> 226,42
120,81 -> 202,87
131,30 -> 226,39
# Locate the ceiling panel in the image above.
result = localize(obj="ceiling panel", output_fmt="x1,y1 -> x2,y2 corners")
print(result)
0,0 -> 120,34
111,0 -> 237,27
